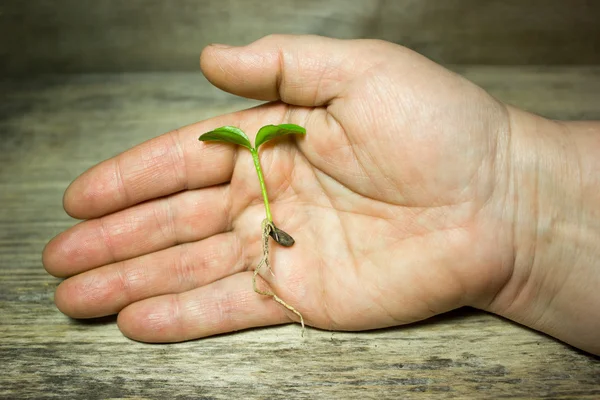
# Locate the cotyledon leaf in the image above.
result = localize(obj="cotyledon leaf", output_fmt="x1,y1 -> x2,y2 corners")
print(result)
198,126 -> 252,150
255,124 -> 306,149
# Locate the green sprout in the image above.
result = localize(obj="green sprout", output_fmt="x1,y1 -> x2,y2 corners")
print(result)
199,124 -> 306,332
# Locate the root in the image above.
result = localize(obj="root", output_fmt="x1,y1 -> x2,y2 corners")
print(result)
253,218 -> 305,335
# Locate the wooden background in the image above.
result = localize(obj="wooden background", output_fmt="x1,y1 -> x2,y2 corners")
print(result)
1,1 -> 599,399
1,0 -> 600,75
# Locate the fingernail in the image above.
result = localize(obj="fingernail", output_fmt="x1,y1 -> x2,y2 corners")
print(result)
210,43 -> 234,49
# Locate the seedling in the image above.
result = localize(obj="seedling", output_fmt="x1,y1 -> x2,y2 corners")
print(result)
198,124 -> 306,332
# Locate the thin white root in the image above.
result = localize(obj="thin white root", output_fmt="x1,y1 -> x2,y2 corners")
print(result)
252,218 -> 305,336
273,294 -> 305,335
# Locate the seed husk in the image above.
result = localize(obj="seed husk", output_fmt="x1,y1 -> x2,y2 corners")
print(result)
269,224 -> 295,247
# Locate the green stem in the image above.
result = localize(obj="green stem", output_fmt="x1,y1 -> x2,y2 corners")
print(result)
250,147 -> 272,222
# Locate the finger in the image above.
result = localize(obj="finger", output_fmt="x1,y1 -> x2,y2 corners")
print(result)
200,34 -> 390,106
43,184 -> 231,278
63,112 -> 242,220
54,232 -> 245,319
117,271 -> 292,342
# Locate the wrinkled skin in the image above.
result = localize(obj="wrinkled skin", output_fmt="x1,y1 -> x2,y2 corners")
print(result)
42,35 -> 531,343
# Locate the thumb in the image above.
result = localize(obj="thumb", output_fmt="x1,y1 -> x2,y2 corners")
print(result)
200,34 -> 388,107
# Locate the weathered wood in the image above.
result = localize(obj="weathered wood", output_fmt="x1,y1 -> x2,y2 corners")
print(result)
1,0 -> 599,76
1,69 -> 599,399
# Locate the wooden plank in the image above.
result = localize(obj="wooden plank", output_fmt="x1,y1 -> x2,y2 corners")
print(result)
1,0 -> 599,75
1,68 -> 599,398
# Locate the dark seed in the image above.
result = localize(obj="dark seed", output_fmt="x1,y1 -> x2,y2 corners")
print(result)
269,225 -> 295,247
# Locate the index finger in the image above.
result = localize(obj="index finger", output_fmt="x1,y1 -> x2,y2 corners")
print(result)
64,114 -> 241,220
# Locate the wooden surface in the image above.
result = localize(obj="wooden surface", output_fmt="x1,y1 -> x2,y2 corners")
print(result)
2,0 -> 600,76
1,68 -> 600,399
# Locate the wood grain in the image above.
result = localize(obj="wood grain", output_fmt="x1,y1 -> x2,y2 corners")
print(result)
1,68 -> 599,399
1,0 -> 599,76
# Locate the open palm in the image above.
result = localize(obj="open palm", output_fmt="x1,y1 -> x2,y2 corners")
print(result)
43,35 -> 514,342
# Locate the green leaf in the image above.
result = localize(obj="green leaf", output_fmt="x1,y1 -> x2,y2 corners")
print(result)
198,126 -> 252,150
255,124 -> 306,149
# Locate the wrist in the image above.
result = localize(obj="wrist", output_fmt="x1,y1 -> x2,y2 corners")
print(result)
486,106 -> 600,354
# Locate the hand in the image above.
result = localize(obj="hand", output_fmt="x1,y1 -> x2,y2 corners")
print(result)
43,35 -> 520,342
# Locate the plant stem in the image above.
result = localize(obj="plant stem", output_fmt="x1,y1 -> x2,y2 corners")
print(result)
250,148 -> 273,222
